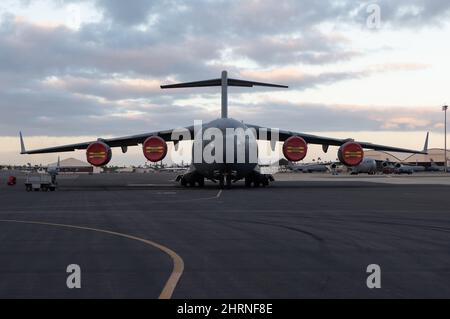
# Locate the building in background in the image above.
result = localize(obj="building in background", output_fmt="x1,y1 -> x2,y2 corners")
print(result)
116,167 -> 134,173
365,149 -> 450,167
47,158 -> 102,174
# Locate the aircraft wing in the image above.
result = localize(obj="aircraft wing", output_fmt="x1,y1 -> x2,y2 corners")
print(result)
20,126 -> 194,154
246,124 -> 427,154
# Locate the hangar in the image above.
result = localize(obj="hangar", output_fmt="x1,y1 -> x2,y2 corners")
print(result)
47,158 -> 102,174
365,148 -> 450,167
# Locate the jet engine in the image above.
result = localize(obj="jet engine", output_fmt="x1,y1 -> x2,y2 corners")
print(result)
86,141 -> 112,167
143,136 -> 168,162
338,142 -> 364,167
283,136 -> 308,162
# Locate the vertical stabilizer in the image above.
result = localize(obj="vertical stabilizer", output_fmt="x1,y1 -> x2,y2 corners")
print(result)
221,71 -> 228,119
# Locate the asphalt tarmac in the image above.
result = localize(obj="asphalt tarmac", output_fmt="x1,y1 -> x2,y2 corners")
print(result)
0,171 -> 449,298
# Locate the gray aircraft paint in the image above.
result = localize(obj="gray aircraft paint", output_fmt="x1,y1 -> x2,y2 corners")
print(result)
350,158 -> 377,175
288,162 -> 329,173
19,71 -> 427,188
190,118 -> 259,180
395,163 -> 426,174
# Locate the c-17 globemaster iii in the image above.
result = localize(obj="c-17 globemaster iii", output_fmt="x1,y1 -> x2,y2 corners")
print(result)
20,71 -> 426,188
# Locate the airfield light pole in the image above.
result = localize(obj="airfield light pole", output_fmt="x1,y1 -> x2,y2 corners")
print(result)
444,105 -> 448,173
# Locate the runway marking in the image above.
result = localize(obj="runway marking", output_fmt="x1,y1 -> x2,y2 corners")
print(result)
0,219 -> 184,299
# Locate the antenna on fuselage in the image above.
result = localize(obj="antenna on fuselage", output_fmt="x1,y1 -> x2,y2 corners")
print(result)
160,70 -> 288,119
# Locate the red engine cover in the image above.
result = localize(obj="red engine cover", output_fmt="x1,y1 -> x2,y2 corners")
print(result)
86,142 -> 112,167
283,136 -> 308,162
143,136 -> 168,162
338,142 -> 364,167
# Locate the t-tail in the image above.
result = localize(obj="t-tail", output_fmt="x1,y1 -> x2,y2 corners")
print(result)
160,70 -> 288,119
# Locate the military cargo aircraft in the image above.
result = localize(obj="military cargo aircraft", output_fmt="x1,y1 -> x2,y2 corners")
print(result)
20,71 -> 426,188
349,158 -> 378,175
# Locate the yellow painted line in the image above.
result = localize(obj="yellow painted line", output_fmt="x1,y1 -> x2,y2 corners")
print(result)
0,219 -> 184,299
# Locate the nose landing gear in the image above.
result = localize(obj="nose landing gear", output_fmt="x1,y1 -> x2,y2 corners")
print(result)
218,175 -> 232,189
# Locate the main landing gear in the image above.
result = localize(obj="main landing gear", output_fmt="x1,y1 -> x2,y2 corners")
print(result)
177,172 -> 274,189
244,173 -> 274,188
178,174 -> 205,188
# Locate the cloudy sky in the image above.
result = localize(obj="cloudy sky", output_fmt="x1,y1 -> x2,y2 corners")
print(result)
0,0 -> 449,165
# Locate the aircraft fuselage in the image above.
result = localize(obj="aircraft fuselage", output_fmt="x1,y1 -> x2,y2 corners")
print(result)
191,118 -> 258,181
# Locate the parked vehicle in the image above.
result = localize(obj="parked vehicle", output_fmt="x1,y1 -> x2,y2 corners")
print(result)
7,176 -> 16,186
25,173 -> 57,192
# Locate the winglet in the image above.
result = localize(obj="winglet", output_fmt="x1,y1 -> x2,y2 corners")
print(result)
423,132 -> 429,153
19,131 -> 26,154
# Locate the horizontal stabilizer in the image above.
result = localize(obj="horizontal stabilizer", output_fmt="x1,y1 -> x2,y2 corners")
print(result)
161,78 -> 288,89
